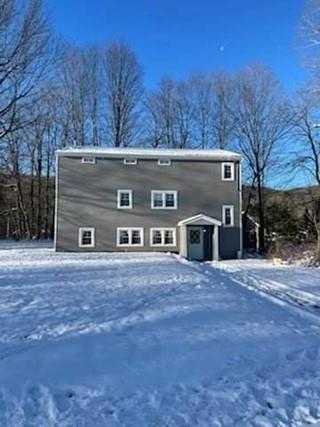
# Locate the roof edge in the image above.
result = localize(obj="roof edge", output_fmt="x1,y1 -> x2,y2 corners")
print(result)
56,147 -> 242,161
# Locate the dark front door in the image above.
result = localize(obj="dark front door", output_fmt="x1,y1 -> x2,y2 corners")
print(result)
188,226 -> 204,260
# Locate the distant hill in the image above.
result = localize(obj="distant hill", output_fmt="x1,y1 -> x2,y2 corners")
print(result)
243,185 -> 320,219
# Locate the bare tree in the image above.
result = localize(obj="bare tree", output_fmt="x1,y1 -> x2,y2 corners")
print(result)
144,78 -> 175,147
173,81 -> 194,148
0,0 -> 52,143
298,0 -> 320,68
143,91 -> 165,147
211,72 -> 235,149
144,77 -> 195,148
294,87 -> 320,258
85,46 -> 101,146
189,74 -> 212,149
57,43 -> 103,147
232,64 -> 293,252
103,41 -> 144,147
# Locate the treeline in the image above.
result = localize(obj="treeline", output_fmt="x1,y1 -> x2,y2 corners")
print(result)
0,0 -> 320,260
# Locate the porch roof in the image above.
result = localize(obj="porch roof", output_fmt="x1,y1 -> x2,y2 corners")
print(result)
178,214 -> 222,227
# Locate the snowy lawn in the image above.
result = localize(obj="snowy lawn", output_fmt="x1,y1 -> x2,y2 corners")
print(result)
216,258 -> 320,314
0,246 -> 320,426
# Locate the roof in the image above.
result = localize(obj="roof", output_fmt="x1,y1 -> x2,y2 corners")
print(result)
178,214 -> 222,226
56,146 -> 241,161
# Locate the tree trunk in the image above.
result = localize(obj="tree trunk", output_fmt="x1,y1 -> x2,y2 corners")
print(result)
257,175 -> 265,253
36,153 -> 42,239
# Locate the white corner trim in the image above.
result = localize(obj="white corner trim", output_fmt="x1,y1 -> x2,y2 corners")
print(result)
221,162 -> 235,181
116,227 -> 144,247
222,205 -> 234,227
78,227 -> 95,248
239,161 -> 243,257
117,189 -> 133,209
53,153 -> 59,251
150,228 -> 177,247
151,190 -> 178,210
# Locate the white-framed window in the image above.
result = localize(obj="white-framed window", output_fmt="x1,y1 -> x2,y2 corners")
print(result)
81,157 -> 96,164
151,190 -> 178,209
117,190 -> 133,209
222,205 -> 234,227
221,162 -> 234,181
150,228 -> 176,247
78,227 -> 95,247
116,227 -> 144,247
158,159 -> 171,166
123,158 -> 137,165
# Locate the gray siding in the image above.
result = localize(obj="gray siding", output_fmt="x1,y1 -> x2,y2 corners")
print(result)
55,155 -> 241,259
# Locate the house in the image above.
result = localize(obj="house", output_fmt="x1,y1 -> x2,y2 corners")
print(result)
54,147 -> 242,261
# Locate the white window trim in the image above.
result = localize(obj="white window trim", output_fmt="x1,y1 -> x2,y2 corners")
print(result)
151,190 -> 178,210
78,227 -> 95,248
222,205 -> 234,227
158,159 -> 171,166
150,228 -> 177,247
81,157 -> 96,164
221,162 -> 235,181
124,158 -> 137,165
116,227 -> 144,247
117,189 -> 133,209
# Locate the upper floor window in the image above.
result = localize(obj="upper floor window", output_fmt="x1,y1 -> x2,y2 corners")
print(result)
222,205 -> 234,227
158,159 -> 171,166
221,162 -> 234,181
81,157 -> 96,164
117,227 -> 143,247
124,158 -> 137,165
117,190 -> 133,209
151,190 -> 178,209
78,227 -> 95,247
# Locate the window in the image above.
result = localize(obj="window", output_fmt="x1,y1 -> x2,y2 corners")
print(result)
158,159 -> 171,166
117,190 -> 133,209
221,162 -> 234,181
81,157 -> 96,164
150,228 -> 176,247
151,191 -> 178,209
117,228 -> 144,247
78,227 -> 95,247
222,205 -> 234,227
124,158 -> 137,165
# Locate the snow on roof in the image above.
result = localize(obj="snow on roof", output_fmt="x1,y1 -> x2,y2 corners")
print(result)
56,146 -> 242,161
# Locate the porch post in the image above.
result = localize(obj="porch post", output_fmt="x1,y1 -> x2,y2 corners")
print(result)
213,225 -> 219,261
179,225 -> 187,257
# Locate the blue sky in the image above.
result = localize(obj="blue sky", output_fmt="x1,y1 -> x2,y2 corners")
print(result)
47,0 -> 307,91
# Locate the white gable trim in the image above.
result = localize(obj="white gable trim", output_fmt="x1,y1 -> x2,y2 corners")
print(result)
178,214 -> 222,227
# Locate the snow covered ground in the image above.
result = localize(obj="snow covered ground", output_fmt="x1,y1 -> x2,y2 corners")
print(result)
216,258 -> 320,314
0,245 -> 320,426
